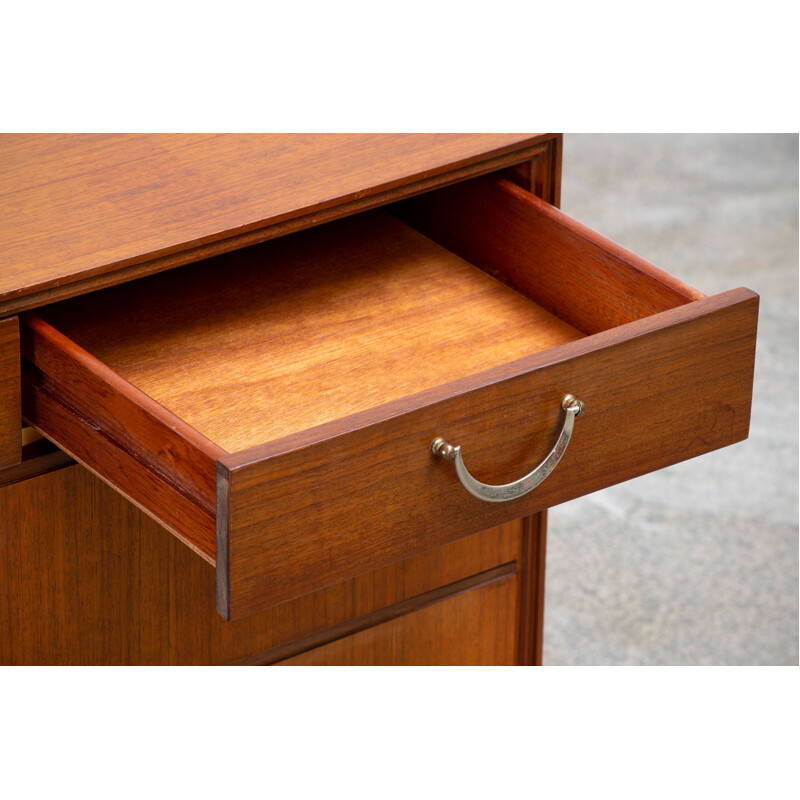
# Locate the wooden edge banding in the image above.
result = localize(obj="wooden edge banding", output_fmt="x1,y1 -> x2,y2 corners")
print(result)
235,562 -> 517,665
223,288 -> 759,470
497,178 -> 706,302
0,316 -> 21,469
0,139 -> 558,317
216,461 -> 232,620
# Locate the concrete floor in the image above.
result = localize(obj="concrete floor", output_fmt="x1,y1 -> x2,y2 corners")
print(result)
543,134 -> 798,665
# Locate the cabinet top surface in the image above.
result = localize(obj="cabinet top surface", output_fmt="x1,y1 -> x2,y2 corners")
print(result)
0,133 -> 550,313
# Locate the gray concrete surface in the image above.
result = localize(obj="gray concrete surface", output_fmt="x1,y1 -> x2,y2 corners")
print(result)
543,134 -> 798,665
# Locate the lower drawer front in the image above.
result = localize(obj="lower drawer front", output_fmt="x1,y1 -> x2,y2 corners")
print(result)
277,572 -> 518,666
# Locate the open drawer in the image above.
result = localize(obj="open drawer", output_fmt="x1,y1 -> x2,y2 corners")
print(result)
19,176 -> 758,620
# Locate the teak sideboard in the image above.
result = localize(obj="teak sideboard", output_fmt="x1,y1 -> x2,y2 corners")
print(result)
0,134 -> 758,665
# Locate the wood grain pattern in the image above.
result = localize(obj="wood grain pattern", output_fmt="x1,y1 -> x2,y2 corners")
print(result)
0,134 -> 556,316
220,288 -> 758,619
277,572 -> 518,666
396,176 -> 706,334
0,316 -> 20,469
36,210 -> 584,452
21,313 -> 224,561
0,461 -> 527,665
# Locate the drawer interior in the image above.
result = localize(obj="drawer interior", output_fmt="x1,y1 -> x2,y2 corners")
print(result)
25,176 -> 702,456
32,209 -> 585,454
20,173 -> 739,614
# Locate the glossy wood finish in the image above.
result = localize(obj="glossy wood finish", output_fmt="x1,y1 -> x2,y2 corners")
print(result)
32,210 -> 584,453
397,176 -> 706,335
221,288 -> 757,618
0,134 -> 556,316
0,462 -> 529,665
0,316 -> 20,469
277,571 -> 518,666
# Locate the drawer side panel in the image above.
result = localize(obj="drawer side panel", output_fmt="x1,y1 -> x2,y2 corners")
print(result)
20,314 -> 222,562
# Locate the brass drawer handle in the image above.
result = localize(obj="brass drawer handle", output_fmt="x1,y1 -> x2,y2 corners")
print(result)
430,394 -> 585,503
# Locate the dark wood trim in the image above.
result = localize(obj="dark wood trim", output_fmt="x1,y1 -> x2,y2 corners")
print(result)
551,133 -> 563,208
517,512 -> 548,666
496,135 -> 561,206
396,176 -> 705,336
236,562 -> 517,665
0,139 -> 557,317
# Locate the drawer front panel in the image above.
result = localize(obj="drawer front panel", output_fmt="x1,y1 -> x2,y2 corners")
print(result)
0,317 -> 20,470
219,288 -> 758,620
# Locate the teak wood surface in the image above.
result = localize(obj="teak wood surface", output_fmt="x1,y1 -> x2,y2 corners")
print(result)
0,133 -> 556,316
2,134 -> 561,663
0,317 -> 20,469
0,462 -> 539,665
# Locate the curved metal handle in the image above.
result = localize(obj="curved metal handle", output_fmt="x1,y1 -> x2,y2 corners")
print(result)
430,394 -> 585,503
